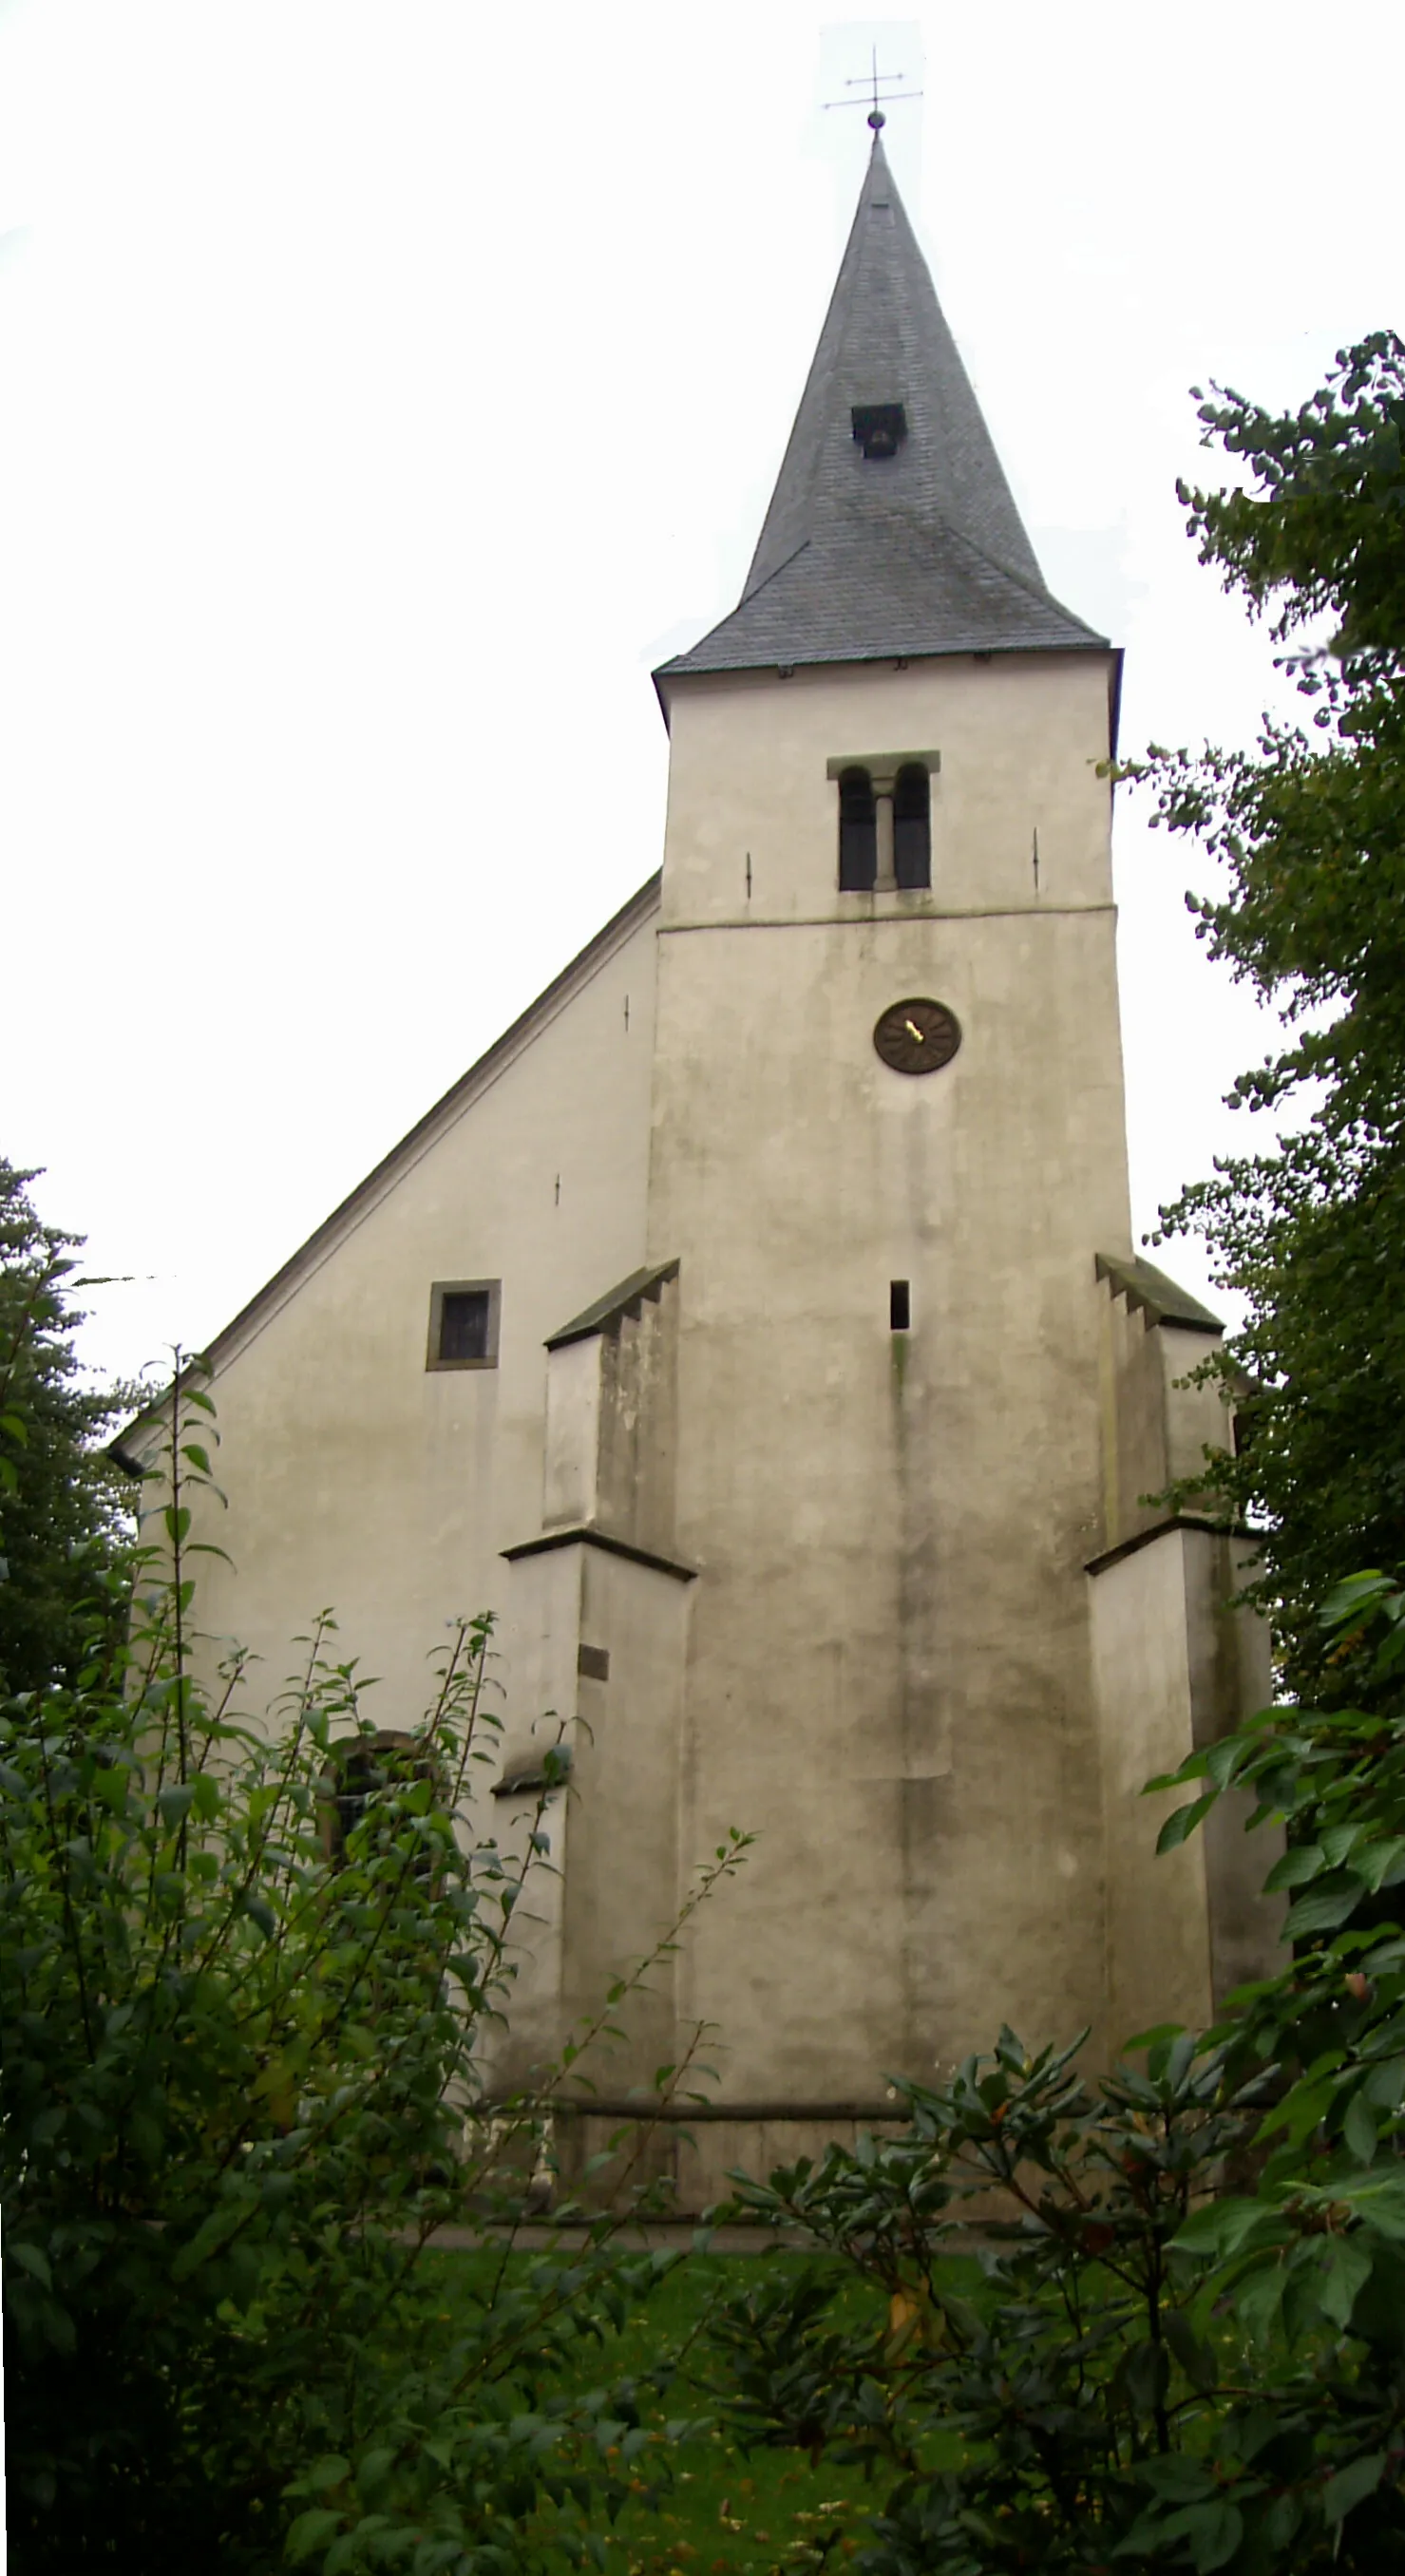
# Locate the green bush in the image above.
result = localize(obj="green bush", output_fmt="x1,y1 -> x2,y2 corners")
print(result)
1,1373 -> 745,2570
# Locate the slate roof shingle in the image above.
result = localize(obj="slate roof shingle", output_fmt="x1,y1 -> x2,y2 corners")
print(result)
658,135 -> 1107,681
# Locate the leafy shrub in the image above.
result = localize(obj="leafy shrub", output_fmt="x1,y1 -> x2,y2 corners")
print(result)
1,1374 -> 744,2569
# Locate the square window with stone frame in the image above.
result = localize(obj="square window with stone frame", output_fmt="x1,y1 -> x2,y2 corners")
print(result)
426,1279 -> 501,1371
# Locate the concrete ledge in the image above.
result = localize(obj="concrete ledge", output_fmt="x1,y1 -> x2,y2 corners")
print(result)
546,1260 -> 679,1351
501,1525 -> 698,1583
1085,1514 -> 1252,1579
531,2098 -> 906,2124
1094,1250 -> 1223,1334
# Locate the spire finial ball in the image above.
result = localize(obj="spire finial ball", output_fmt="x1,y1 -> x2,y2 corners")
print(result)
867,106 -> 885,130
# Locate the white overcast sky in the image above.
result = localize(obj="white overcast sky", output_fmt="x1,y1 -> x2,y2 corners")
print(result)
2,0 -> 1402,1388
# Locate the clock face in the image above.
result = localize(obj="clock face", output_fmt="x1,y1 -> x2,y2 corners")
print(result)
873,997 -> 961,1076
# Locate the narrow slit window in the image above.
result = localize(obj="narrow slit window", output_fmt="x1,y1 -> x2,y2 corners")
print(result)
893,764 -> 931,889
890,1279 -> 911,1332
838,766 -> 877,891
427,1279 -> 500,1371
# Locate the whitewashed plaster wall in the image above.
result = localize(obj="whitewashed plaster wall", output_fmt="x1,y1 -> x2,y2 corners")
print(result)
152,900 -> 659,1742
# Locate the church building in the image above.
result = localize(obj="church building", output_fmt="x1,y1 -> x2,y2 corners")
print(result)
134,126 -> 1279,2204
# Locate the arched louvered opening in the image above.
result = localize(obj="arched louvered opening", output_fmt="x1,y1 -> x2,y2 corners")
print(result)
838,767 -> 877,890
893,764 -> 931,889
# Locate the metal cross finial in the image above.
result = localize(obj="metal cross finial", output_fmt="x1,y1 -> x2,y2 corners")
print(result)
822,45 -> 922,131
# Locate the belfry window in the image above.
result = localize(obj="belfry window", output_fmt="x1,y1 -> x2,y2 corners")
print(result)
837,767 -> 877,891
893,764 -> 931,889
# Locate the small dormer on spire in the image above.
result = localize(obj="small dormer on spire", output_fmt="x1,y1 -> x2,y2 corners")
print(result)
658,131 -> 1106,683
851,402 -> 906,460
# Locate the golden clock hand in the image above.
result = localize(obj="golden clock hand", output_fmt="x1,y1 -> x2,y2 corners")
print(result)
905,1019 -> 923,1042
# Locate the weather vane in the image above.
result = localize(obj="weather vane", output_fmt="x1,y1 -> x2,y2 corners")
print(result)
822,45 -> 921,131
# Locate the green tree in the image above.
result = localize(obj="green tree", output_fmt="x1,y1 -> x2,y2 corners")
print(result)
1137,331 -> 1405,1696
2,1373 -> 746,2569
0,1159 -> 137,1695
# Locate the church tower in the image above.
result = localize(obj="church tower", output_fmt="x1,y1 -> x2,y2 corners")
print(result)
128,127 -> 1280,2207
649,123 -> 1133,2109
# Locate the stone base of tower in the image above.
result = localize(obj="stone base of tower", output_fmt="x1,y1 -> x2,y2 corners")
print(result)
484,1250 -> 1288,2217
543,2104 -> 910,2221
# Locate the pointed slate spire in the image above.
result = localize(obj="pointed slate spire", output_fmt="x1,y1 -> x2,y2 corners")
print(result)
658,136 -> 1104,680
